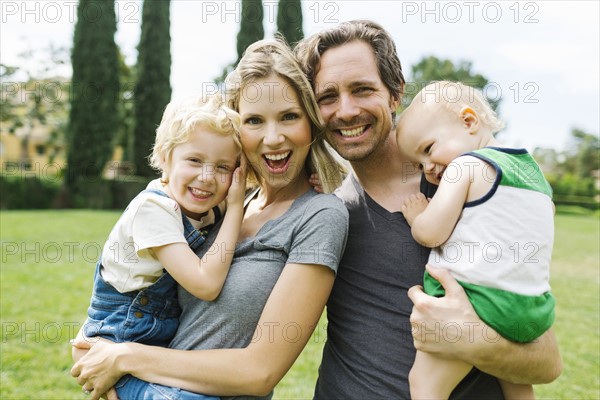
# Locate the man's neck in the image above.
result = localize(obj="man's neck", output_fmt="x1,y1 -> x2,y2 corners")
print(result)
349,132 -> 422,212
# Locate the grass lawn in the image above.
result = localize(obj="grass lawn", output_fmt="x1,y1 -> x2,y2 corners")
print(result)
1,211 -> 598,399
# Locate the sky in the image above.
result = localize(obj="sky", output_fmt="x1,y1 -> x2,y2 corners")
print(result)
1,0 -> 599,152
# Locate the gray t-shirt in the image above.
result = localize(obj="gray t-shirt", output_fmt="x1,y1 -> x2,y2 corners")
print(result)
170,188 -> 349,399
314,174 -> 503,399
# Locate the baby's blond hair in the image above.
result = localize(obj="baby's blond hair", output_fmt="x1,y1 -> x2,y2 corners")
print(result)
413,81 -> 505,133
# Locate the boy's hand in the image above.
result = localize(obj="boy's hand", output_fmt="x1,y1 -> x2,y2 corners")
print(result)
401,193 -> 429,226
226,155 -> 248,208
309,173 -> 323,193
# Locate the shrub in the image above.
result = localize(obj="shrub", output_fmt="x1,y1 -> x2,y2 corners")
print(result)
0,175 -> 61,209
0,174 -> 150,210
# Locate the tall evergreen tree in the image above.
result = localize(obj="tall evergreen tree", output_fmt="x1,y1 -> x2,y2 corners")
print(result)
277,0 -> 303,45
236,0 -> 264,63
67,0 -> 119,188
133,0 -> 172,178
216,0 -> 264,82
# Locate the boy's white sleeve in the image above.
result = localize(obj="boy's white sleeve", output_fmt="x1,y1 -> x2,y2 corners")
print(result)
131,195 -> 187,260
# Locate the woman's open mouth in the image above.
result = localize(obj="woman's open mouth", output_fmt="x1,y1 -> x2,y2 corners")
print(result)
263,151 -> 292,173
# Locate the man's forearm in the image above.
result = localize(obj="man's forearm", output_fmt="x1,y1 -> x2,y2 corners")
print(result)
463,328 -> 562,384
409,270 -> 562,385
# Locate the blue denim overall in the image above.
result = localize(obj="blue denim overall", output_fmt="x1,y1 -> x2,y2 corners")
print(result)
83,189 -> 220,400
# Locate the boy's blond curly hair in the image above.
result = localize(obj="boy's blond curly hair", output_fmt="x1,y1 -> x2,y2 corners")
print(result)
149,93 -> 241,173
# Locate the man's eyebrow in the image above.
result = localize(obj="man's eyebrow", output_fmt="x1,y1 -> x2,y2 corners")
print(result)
315,79 -> 378,98
315,85 -> 337,100
348,79 -> 378,88
315,82 -> 339,98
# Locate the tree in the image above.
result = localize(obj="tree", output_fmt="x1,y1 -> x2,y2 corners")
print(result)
133,0 -> 172,178
114,50 -> 136,164
66,0 -> 120,188
534,128 -> 599,200
216,0 -> 264,82
566,128 -> 600,179
237,0 -> 264,64
277,0 -> 303,45
404,55 -> 501,113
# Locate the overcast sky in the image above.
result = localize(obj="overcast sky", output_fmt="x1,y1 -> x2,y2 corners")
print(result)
2,0 -> 598,152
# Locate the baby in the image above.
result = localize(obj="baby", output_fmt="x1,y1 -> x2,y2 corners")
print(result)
397,81 -> 555,399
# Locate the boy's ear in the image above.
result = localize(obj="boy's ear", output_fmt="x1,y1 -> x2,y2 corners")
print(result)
459,106 -> 479,133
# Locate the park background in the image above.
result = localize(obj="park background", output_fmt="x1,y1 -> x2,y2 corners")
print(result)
1,0 -> 599,398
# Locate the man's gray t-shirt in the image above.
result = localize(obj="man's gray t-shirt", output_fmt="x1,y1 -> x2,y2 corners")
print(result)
314,174 -> 503,399
170,189 -> 349,399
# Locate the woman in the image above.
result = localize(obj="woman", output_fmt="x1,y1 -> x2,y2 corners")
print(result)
71,39 -> 348,400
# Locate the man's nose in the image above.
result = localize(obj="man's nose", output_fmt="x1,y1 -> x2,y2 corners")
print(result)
336,94 -> 360,120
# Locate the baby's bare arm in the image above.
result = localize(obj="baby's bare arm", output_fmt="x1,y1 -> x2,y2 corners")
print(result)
401,193 -> 429,226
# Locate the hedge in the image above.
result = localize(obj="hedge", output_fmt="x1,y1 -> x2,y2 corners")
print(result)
0,175 -> 150,210
552,194 -> 600,211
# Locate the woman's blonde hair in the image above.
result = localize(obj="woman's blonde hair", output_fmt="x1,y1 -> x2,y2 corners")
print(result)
225,38 -> 346,193
149,93 -> 242,177
416,81 -> 505,133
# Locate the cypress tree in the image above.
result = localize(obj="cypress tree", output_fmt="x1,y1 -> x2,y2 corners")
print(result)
67,0 -> 119,189
236,0 -> 264,63
215,0 -> 264,82
277,0 -> 303,45
133,0 -> 172,178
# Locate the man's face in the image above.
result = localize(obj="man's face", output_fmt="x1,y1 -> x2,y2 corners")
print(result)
313,40 -> 399,162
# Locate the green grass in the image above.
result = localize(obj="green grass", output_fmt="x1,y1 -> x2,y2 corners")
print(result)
1,211 -> 120,399
533,214 -> 600,399
1,211 -> 599,399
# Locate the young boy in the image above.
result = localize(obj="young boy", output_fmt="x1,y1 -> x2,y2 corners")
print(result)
397,81 -> 556,399
80,94 -> 245,399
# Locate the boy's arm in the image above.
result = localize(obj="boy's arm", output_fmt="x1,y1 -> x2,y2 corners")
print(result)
407,159 -> 471,247
153,203 -> 243,301
154,167 -> 245,301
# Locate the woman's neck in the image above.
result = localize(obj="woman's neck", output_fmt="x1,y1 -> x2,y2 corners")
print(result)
257,173 -> 311,209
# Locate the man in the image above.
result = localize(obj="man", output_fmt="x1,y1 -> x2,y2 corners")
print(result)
295,20 -> 562,398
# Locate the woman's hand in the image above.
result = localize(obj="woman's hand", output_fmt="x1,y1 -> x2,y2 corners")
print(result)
70,337 -> 129,400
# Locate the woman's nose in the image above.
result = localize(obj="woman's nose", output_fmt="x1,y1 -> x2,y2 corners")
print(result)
263,123 -> 285,146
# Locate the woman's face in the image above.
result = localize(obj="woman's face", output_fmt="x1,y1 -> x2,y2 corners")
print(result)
239,75 -> 312,190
